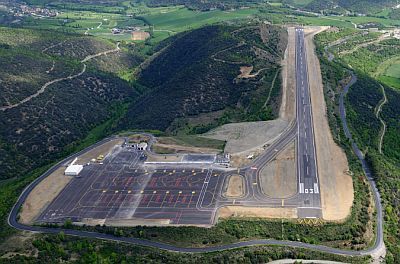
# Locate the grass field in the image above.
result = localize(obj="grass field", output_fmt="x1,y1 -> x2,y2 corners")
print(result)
385,62 -> 400,78
141,7 -> 260,32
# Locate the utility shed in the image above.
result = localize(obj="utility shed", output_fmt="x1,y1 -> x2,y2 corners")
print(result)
65,164 -> 83,176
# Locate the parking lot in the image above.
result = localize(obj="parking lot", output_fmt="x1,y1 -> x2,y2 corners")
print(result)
38,145 -> 225,225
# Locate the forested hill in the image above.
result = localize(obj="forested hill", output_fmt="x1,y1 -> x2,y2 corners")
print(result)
145,0 -> 262,11
120,24 -> 287,133
0,27 -> 141,180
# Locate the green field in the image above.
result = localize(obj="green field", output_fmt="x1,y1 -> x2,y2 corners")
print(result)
141,7 -> 260,32
385,62 -> 400,78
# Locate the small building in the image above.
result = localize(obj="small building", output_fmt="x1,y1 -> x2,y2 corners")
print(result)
65,164 -> 83,176
112,28 -> 122,34
131,31 -> 150,41
137,142 -> 148,151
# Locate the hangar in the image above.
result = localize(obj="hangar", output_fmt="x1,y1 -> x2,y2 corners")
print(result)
65,164 -> 83,176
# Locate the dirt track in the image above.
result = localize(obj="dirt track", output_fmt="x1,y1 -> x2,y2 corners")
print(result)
304,27 -> 354,221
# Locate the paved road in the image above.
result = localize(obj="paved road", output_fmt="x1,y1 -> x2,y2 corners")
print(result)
8,28 -> 384,257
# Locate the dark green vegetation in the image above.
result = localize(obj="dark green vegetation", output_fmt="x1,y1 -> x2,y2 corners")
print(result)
120,24 -> 287,134
146,0 -> 262,11
0,234 -> 369,263
0,26 -> 142,181
286,0 -> 398,14
316,28 -> 400,263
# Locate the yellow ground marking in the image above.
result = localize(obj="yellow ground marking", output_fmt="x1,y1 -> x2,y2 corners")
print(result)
153,191 -> 157,194
179,191 -> 182,194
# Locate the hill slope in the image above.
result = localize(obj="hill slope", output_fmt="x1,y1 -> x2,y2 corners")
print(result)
0,27 -> 140,180
300,0 -> 397,14
120,24 -> 287,133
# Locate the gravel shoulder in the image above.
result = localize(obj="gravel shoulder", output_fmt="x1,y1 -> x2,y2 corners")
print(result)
304,27 -> 353,221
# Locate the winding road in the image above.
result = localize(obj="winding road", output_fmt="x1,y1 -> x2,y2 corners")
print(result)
8,29 -> 385,258
0,42 -> 120,111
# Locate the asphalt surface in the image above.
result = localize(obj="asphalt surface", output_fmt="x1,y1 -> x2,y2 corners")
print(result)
294,28 -> 321,218
8,28 -> 384,257
36,144 -> 222,225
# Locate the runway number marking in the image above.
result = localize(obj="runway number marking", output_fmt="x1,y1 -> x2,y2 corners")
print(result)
304,189 -> 314,194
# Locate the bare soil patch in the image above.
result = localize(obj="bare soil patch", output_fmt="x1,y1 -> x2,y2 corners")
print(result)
218,206 -> 297,219
224,175 -> 245,198
203,119 -> 288,155
280,27 -> 296,121
151,143 -> 220,154
304,26 -> 353,221
259,142 -> 296,198
78,138 -> 123,164
20,167 -> 71,224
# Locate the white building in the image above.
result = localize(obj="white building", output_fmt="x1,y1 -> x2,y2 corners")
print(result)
137,142 -> 148,150
65,164 -> 83,176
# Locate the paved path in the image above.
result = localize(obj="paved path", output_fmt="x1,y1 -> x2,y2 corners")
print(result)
375,85 -> 387,154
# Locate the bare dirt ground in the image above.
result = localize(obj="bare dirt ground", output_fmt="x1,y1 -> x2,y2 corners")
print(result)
280,27 -> 296,121
20,167 -> 72,224
151,143 -> 220,154
259,142 -> 296,198
304,26 -> 354,221
77,138 -> 123,164
224,175 -> 245,198
203,119 -> 288,155
218,206 -> 297,219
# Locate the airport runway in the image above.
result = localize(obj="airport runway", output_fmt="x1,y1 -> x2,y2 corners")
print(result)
294,28 -> 322,218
